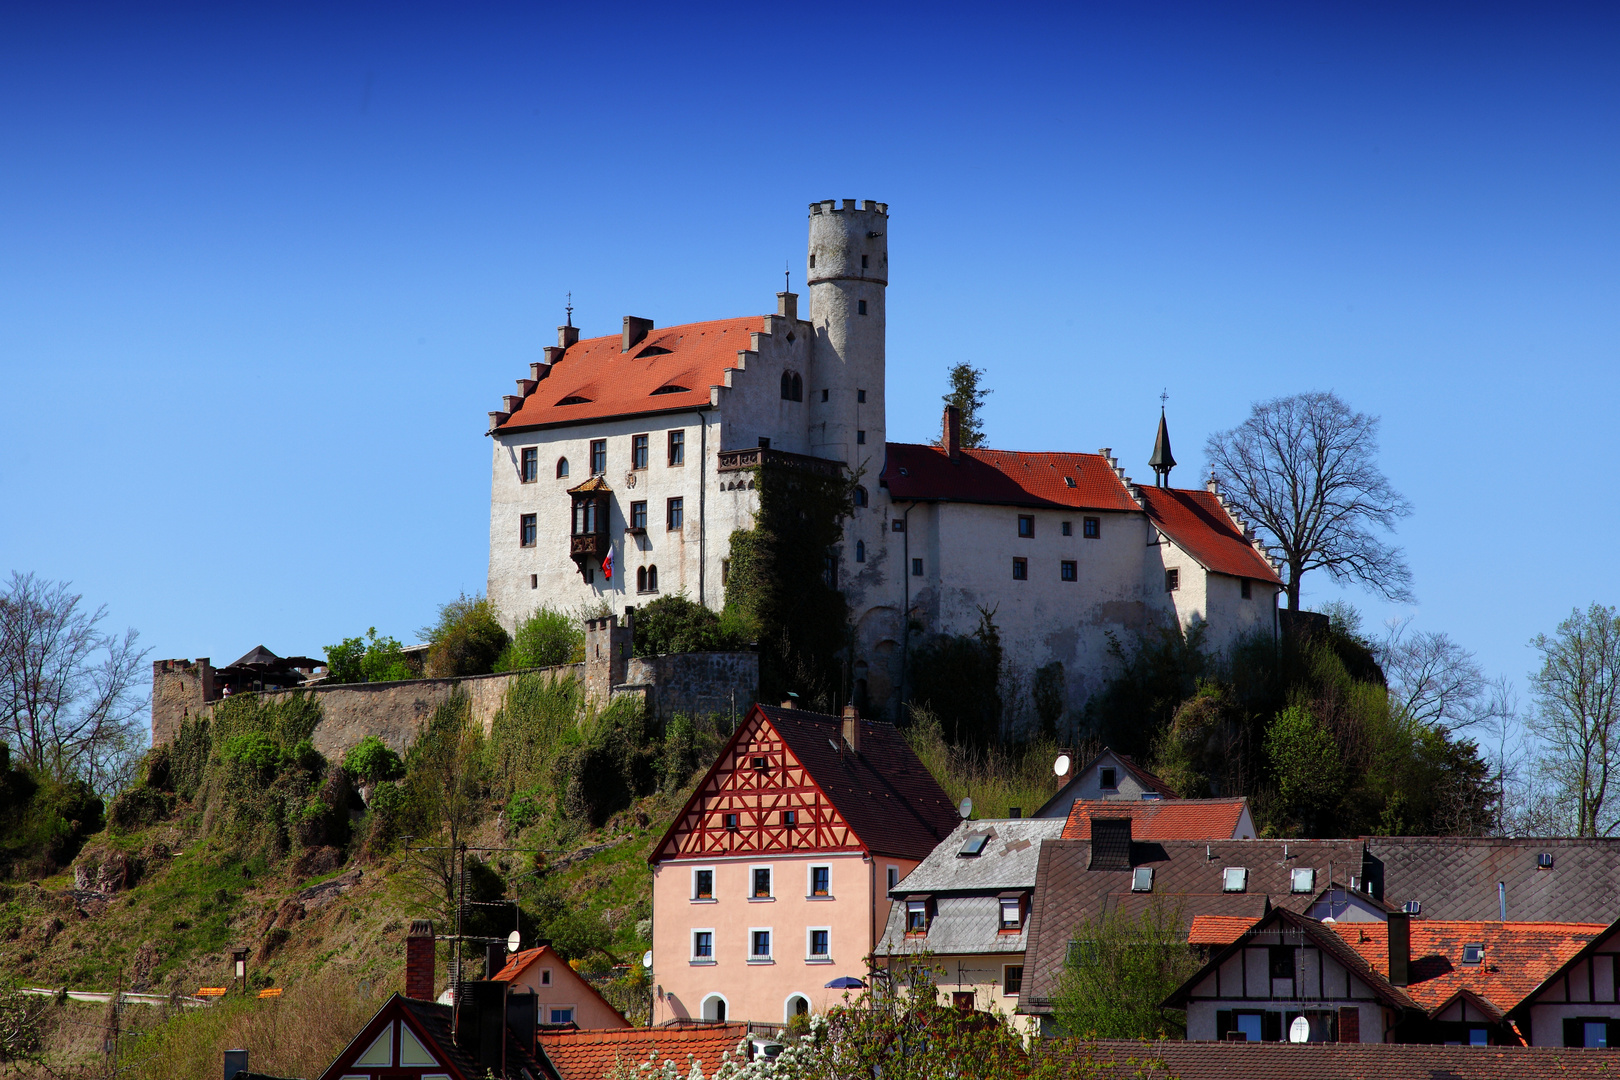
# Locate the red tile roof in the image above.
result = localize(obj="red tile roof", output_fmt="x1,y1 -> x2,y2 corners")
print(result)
881,443 -> 1141,513
492,945 -> 628,1026
536,1023 -> 750,1080
1061,798 -> 1250,841
1062,1040 -> 1620,1079
1187,914 -> 1258,947
1331,919 -> 1605,1016
1137,486 -> 1281,583
496,317 -> 762,431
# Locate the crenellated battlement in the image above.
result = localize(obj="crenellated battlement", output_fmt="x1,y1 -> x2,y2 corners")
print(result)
809,198 -> 888,215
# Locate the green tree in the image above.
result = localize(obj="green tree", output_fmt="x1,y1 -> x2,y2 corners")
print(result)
324,627 -> 413,684
633,595 -> 747,657
1265,705 -> 1343,835
1050,899 -> 1201,1039
341,735 -> 404,784
936,362 -> 992,449
1529,604 -> 1620,836
496,605 -> 585,671
421,594 -> 510,678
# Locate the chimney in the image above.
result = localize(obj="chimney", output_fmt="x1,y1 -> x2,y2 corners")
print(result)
405,919 -> 436,1000
842,705 -> 861,753
558,324 -> 580,348
1387,911 -> 1410,986
1337,1005 -> 1360,1043
222,1049 -> 249,1080
943,405 -> 961,462
455,980 -> 507,1071
777,291 -> 798,320
485,941 -> 506,980
779,698 -> 797,709
622,316 -> 654,353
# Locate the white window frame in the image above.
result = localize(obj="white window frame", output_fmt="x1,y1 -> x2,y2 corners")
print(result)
690,928 -> 716,964
748,927 -> 774,963
807,863 -> 833,899
1222,866 -> 1248,893
806,926 -> 832,963
887,865 -> 900,891
999,897 -> 1023,931
748,864 -> 774,901
691,866 -> 717,903
906,900 -> 930,934
1290,867 -> 1316,894
546,1005 -> 577,1025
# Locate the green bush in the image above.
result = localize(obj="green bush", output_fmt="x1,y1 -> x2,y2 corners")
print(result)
632,595 -> 747,657
107,784 -> 175,834
221,732 -> 287,778
324,628 -> 414,684
341,736 -> 403,783
496,605 -> 584,670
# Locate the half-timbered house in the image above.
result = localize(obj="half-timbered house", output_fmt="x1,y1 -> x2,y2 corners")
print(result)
648,703 -> 959,1025
1507,916 -> 1620,1046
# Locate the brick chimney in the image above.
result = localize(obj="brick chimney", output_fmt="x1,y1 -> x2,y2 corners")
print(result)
406,919 -> 435,1000
943,405 -> 961,462
622,316 -> 654,353
1387,911 -> 1410,986
842,705 -> 861,753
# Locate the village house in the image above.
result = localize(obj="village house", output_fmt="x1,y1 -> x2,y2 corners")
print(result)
535,1024 -> 751,1080
1060,797 -> 1258,842
484,199 -> 1284,723
647,702 -> 958,1025
490,945 -> 630,1030
1034,746 -> 1181,819
1507,916 -> 1620,1047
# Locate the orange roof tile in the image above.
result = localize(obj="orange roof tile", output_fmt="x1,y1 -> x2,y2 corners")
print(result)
1138,486 -> 1281,583
882,443 -> 1142,513
497,317 -> 763,431
1331,920 -> 1606,1016
537,1023 -> 750,1080
1187,914 -> 1259,947
1061,798 -> 1250,841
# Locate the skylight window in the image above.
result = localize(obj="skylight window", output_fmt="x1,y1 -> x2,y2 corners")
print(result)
1290,868 -> 1316,894
637,345 -> 673,357
557,395 -> 592,406
958,833 -> 990,858
1462,943 -> 1484,965
1222,867 -> 1248,893
1131,867 -> 1154,893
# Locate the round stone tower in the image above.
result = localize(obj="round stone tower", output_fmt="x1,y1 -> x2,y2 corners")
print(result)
806,198 -> 887,468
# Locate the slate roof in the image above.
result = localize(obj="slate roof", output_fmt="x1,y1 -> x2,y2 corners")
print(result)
1021,838 -> 1366,1012
1367,837 -> 1620,923
1060,1040 -> 1620,1079
881,443 -> 1142,512
1062,799 -> 1251,841
879,894 -> 1032,957
496,317 -> 762,431
536,1023 -> 750,1080
1137,486 -> 1281,583
888,819 -> 1064,896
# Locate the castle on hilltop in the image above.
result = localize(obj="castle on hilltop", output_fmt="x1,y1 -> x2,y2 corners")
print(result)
486,199 -> 1282,725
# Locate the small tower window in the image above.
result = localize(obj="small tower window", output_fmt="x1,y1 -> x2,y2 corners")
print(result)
821,388 -> 829,402
1165,568 -> 1180,592
861,254 -> 868,268
556,457 -> 570,479
1061,521 -> 1072,536
1241,578 -> 1252,599
530,574 -> 538,589
1083,517 -> 1100,539
858,300 -> 868,315
853,486 -> 868,508
855,540 -> 865,563
856,430 -> 866,444
1012,558 -> 1027,580
858,388 -> 867,403
520,514 -> 537,547
809,253 -> 816,268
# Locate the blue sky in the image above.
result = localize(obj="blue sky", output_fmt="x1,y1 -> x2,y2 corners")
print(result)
2,2 -> 1616,713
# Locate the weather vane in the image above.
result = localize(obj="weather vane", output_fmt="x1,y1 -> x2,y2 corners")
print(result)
565,291 -> 573,327
1160,388 -> 1169,410
785,260 -> 791,293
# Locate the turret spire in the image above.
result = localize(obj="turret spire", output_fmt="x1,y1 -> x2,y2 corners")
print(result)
1149,396 -> 1176,488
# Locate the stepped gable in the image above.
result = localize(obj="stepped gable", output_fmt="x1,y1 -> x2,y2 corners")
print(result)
1137,486 -> 1282,583
1062,798 -> 1250,841
1021,837 -> 1367,1012
1061,1040 -> 1620,1079
1367,837 -> 1620,923
881,442 -> 1140,512
496,316 -> 762,431
536,1023 -> 748,1080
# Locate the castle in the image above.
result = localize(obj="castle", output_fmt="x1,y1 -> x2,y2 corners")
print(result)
487,199 -> 1282,724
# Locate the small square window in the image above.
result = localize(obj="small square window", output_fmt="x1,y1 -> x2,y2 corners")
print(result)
1291,868 -> 1316,893
668,429 -> 685,466
1003,965 -> 1023,996
549,1007 -> 574,1024
693,931 -> 713,958
810,929 -> 829,957
892,519 -> 905,532
858,388 -> 867,403
856,430 -> 866,444
1165,567 -> 1180,592
1241,578 -> 1252,600
912,558 -> 923,576
1131,866 -> 1154,892
667,497 -> 684,530
541,969 -> 551,986
1083,517 -> 1100,539
999,897 -> 1022,930
520,513 -> 537,547
590,439 -> 607,475
1012,558 -> 1027,580
811,866 -> 829,896
1222,866 -> 1248,893
632,434 -> 649,469
1100,767 -> 1117,789
694,870 -> 713,899
630,501 -> 647,530
724,813 -> 739,830
1060,560 -> 1077,582
783,809 -> 797,827
752,756 -> 768,772
752,930 -> 772,958
1061,520 -> 1072,536
1269,945 -> 1295,979
752,867 -> 772,899
521,447 -> 538,482
1017,515 -> 1034,538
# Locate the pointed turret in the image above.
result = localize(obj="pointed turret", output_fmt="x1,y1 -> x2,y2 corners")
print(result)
1149,408 -> 1176,487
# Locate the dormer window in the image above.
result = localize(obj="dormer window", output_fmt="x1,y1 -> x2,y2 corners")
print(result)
651,384 -> 688,395
999,897 -> 1024,931
906,901 -> 931,934
558,395 -> 592,406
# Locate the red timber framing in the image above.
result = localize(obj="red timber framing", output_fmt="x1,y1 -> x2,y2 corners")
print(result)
653,709 -> 859,861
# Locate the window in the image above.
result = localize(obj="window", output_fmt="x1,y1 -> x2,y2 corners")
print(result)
781,372 -> 793,399
782,809 -> 797,826
887,866 -> 899,890
693,869 -> 714,900
857,429 -> 866,444
821,388 -> 829,402
521,447 -> 538,482
541,969 -> 552,986
1012,558 -> 1027,580
590,440 -> 606,475
792,373 -> 802,401
1100,767 -> 1117,789
858,388 -> 867,403
520,514 -> 537,547
636,566 -> 646,592
1241,578 -> 1252,600
1061,560 -> 1077,582
1165,567 -> 1180,592
631,434 -> 648,469
858,299 -> 867,315
724,813 -> 739,830
752,867 -> 772,899
809,253 -> 815,268
1269,946 -> 1295,980
809,928 -> 830,958
1003,966 -> 1023,996
959,833 -> 990,857
1235,1013 -> 1264,1043
548,1007 -> 574,1024
751,930 -> 772,960
912,558 -> 923,576
906,901 -> 930,934
530,574 -> 537,589
692,930 -> 713,959
1131,866 -> 1154,892
810,866 -> 830,896
1083,517 -> 1100,539
667,497 -> 684,530
861,254 -> 869,268
668,429 -> 685,466
629,501 -> 647,530
999,897 -> 1023,930
572,500 -> 600,534
1061,520 -> 1072,536
638,565 -> 657,593
1585,1022 -> 1609,1048
855,540 -> 865,563
892,518 -> 905,532
1462,943 -> 1484,965
1018,515 -> 1034,538
1291,868 -> 1316,893
853,486 -> 868,508
1222,866 -> 1249,893
556,456 -> 570,478
752,755 -> 768,772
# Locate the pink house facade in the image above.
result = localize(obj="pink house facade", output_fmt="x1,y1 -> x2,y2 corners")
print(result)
649,703 -> 959,1025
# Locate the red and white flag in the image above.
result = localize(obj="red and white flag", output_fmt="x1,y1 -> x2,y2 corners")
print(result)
602,545 -> 614,580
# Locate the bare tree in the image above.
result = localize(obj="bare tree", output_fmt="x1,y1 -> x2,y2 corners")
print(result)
1205,391 -> 1413,610
0,572 -> 148,793
1528,604 -> 1620,837
1378,618 -> 1486,730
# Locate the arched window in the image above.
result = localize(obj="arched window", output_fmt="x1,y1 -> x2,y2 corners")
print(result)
855,540 -> 865,563
556,457 -> 569,478
702,995 -> 728,1022
637,567 -> 647,592
791,373 -> 803,401
786,995 -> 810,1023
647,565 -> 658,592
781,372 -> 793,400
853,485 -> 868,508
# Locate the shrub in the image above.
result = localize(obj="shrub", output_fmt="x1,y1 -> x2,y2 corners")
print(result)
422,595 -> 510,677
341,736 -> 403,784
632,595 -> 746,657
107,784 -> 175,833
221,732 -> 286,778
496,605 -> 584,670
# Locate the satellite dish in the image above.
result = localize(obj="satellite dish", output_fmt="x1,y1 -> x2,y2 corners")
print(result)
958,797 -> 973,820
506,930 -> 521,953
642,950 -> 653,969
1053,754 -> 1072,778
1289,1015 -> 1309,1043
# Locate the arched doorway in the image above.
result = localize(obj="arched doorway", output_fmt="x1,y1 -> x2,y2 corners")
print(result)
785,995 -> 810,1023
702,994 -> 728,1021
